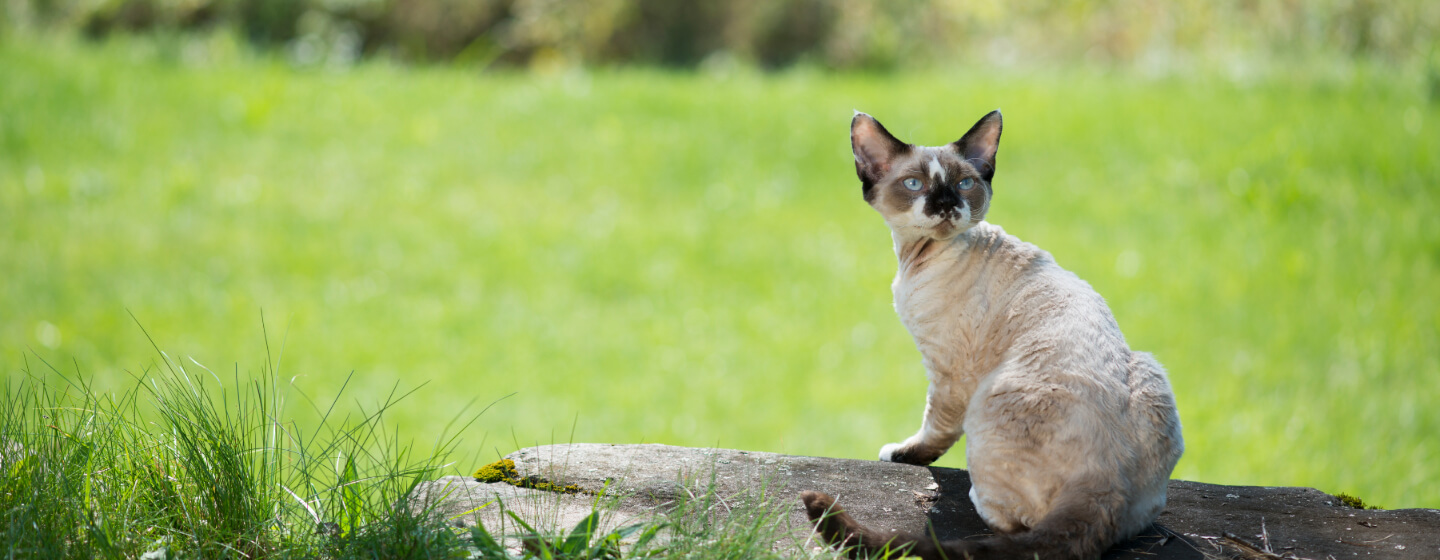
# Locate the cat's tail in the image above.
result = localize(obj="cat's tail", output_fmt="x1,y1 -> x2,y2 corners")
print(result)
801,490 -> 1117,560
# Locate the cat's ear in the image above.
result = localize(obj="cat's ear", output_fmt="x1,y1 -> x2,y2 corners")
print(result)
953,110 -> 1002,182
851,112 -> 911,197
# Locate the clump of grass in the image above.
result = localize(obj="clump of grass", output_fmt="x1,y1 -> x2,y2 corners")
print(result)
0,326 -> 484,559
471,509 -> 662,560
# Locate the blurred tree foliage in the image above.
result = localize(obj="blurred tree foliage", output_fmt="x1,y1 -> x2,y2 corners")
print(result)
3,0 -> 1437,69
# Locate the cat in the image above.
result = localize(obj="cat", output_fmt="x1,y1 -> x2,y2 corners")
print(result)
799,111 -> 1184,560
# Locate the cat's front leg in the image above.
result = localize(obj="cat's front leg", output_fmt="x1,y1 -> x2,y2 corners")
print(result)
879,379 -> 967,465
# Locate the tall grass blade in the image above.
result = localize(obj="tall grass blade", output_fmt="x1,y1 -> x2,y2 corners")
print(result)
340,455 -> 362,536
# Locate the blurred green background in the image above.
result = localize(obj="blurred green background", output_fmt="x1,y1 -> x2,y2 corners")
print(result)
2,1 -> 1438,508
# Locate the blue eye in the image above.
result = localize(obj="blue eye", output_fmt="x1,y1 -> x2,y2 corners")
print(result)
903,178 -> 923,191
957,178 -> 974,190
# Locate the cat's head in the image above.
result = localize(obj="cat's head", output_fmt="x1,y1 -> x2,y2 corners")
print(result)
850,110 -> 1002,239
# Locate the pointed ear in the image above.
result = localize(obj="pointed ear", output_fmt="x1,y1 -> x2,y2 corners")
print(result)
851,112 -> 910,197
953,110 -> 1002,182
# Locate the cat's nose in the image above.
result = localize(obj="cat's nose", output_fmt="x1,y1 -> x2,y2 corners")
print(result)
931,187 -> 960,206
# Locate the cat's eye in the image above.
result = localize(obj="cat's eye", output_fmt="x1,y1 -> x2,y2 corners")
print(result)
957,178 -> 974,190
903,178 -> 923,191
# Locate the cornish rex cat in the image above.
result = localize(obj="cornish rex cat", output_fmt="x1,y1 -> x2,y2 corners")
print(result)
800,111 -> 1184,560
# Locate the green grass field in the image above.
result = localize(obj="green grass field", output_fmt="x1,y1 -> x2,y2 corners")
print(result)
3,34 -> 1438,509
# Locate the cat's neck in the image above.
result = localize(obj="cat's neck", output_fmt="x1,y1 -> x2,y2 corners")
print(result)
892,234 -> 944,273
891,223 -> 991,274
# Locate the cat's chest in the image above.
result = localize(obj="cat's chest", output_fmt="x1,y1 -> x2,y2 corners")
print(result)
891,263 -> 988,365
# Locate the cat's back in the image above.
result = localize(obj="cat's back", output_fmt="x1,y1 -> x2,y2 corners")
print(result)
966,223 -> 1125,347
960,224 -> 1181,464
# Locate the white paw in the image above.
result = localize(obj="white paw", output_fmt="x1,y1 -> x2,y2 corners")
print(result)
878,443 -> 903,462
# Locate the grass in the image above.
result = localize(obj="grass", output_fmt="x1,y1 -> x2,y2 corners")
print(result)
1,30 -> 1438,512
0,329 -> 479,559
1,335 -> 830,559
